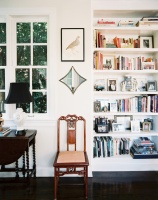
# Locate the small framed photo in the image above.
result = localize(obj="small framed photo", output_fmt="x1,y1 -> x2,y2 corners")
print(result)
112,123 -> 125,132
96,125 -> 109,133
142,62 -> 155,70
147,80 -> 157,91
94,79 -> 105,91
94,100 -> 101,112
140,36 -> 153,48
142,122 -> 151,132
108,78 -> 117,91
103,56 -> 114,70
136,77 -> 146,91
114,115 -> 133,130
131,120 -> 140,133
61,28 -> 84,62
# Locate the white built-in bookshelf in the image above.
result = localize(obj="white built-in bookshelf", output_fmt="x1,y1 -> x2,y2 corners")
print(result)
92,7 -> 158,171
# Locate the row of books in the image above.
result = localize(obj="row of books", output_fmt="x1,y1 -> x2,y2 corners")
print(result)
94,95 -> 158,113
93,52 -> 157,70
94,30 -> 141,48
0,127 -> 11,137
93,136 -> 130,158
95,17 -> 158,27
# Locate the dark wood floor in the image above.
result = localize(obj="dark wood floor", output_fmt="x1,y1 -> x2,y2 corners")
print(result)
0,171 -> 158,200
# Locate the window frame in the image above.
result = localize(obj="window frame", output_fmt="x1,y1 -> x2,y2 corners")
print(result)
0,8 -> 56,121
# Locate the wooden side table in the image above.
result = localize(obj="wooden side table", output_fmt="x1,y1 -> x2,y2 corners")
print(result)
0,129 -> 37,181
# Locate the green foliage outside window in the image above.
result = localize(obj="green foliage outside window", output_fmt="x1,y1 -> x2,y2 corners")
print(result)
16,22 -> 47,113
0,23 -> 6,43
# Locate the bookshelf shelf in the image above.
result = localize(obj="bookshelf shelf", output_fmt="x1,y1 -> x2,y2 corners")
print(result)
93,70 -> 158,74
92,6 -> 158,171
93,112 -> 158,116
93,48 -> 158,54
94,91 -> 158,95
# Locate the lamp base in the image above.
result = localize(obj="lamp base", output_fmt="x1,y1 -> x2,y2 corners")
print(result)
15,129 -> 26,136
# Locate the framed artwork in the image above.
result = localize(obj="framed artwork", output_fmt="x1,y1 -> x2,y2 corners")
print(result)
61,28 -> 85,62
140,36 -> 153,48
94,100 -> 101,112
136,77 -> 146,91
94,79 -> 105,91
147,80 -> 157,91
114,115 -> 133,130
142,62 -> 155,70
103,56 -> 115,70
108,78 -> 117,91
112,123 -> 125,132
131,120 -> 140,133
142,122 -> 151,132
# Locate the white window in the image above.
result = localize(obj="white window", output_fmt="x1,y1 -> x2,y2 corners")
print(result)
0,9 -> 56,120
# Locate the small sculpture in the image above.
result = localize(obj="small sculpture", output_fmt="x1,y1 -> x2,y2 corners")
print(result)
0,112 -> 4,131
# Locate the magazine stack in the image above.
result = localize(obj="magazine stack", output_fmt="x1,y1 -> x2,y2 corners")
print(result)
130,137 -> 158,159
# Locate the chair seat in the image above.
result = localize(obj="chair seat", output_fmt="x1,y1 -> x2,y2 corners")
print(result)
57,151 -> 85,163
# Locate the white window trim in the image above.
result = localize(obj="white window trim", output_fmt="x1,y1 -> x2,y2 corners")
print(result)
0,8 -> 57,125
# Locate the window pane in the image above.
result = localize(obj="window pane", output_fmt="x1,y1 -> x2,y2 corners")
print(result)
17,103 -> 30,113
17,46 -> 31,66
0,23 -> 6,43
32,68 -> 47,89
33,45 -> 47,66
0,46 -> 6,66
0,69 -> 5,89
0,92 -> 5,113
17,23 -> 31,43
33,92 -> 47,113
33,22 -> 47,43
16,68 -> 30,83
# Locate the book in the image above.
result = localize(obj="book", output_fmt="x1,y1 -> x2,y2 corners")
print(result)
0,127 -> 11,137
136,20 -> 158,27
118,20 -> 135,27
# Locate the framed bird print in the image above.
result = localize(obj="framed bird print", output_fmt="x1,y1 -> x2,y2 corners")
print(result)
61,28 -> 85,62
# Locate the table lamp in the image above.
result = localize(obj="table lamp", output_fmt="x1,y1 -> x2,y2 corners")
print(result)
5,82 -> 33,136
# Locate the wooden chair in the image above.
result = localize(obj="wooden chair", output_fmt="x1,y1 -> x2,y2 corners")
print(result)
53,114 -> 89,200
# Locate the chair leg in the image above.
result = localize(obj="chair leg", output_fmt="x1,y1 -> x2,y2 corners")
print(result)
54,167 -> 58,200
85,166 -> 88,199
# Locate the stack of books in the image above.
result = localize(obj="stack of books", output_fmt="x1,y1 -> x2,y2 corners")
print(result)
130,137 -> 158,159
0,127 -> 11,137
136,16 -> 158,27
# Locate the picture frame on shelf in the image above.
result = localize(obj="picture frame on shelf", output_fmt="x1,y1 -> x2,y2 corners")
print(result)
61,28 -> 84,62
103,56 -> 115,70
108,78 -> 117,91
142,122 -> 151,132
94,100 -> 101,112
114,115 -> 133,130
136,77 -> 147,91
140,36 -> 153,48
147,80 -> 157,91
142,62 -> 155,70
112,123 -> 124,132
97,99 -> 110,112
94,79 -> 105,91
131,120 -> 140,133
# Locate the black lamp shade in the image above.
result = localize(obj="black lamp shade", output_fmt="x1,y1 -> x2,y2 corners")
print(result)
5,83 -> 33,104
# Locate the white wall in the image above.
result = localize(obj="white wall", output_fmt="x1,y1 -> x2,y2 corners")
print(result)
0,0 -> 92,177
